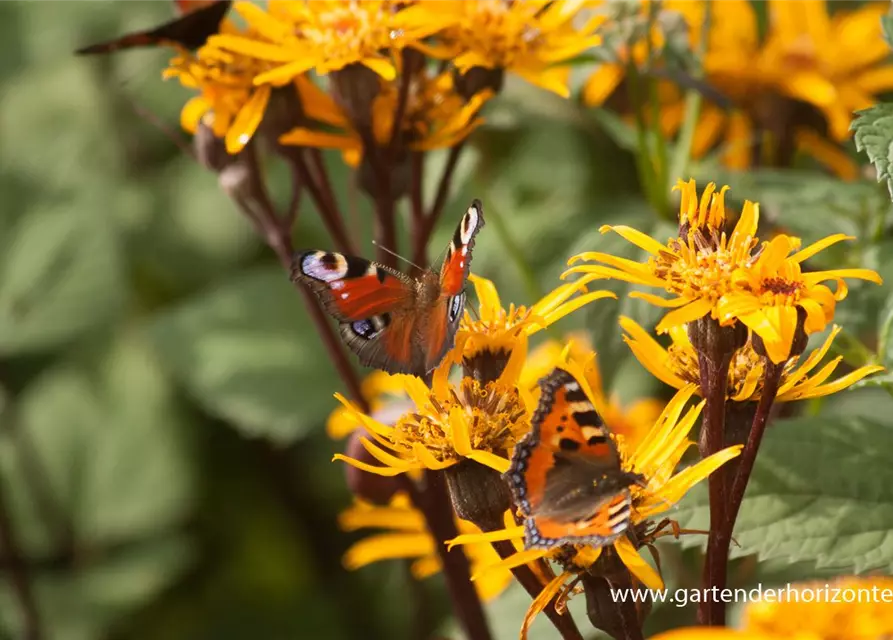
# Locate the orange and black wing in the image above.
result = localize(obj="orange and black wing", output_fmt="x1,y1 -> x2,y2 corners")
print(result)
505,368 -> 642,548
293,251 -> 424,375
76,0 -> 231,55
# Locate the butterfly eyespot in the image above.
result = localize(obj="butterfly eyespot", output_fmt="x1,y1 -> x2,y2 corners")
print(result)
448,292 -> 465,322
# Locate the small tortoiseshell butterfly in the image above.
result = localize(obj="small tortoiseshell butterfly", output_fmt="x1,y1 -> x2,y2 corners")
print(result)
293,200 -> 485,377
505,367 -> 645,549
76,0 -> 231,55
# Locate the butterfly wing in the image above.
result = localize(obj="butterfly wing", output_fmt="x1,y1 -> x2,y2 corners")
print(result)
439,199 -> 485,297
505,368 -> 641,549
294,251 -> 424,374
76,0 -> 231,54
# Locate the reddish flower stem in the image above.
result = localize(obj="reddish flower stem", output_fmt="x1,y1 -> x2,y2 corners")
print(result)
280,146 -> 357,256
241,144 -> 366,409
0,472 -> 42,640
699,358 -> 784,626
403,473 -> 493,640
412,143 -> 465,267
489,540 -> 584,640
697,355 -> 732,627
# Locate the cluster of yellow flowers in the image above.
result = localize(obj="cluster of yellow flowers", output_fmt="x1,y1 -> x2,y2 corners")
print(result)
165,0 -> 602,156
584,0 -> 893,178
329,178 -> 884,638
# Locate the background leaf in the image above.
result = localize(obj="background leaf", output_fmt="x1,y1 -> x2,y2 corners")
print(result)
147,267 -> 340,443
853,103 -> 893,198
674,415 -> 893,573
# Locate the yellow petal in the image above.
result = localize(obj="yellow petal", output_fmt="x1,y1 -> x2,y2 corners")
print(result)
412,443 -> 455,470
333,454 -> 412,476
279,127 -> 361,151
447,526 -> 526,550
521,572 -> 572,640
467,450 -> 512,474
343,532 -> 433,569
628,292 -> 691,308
790,234 -> 853,264
600,225 -> 668,256
338,504 -> 425,532
655,298 -> 714,333
361,56 -> 397,80
224,84 -> 271,154
613,536 -> 663,590
469,274 -> 501,322
254,58 -> 316,86
180,96 -> 211,134
785,365 -> 885,400
451,406 -> 472,456
209,34 -> 300,62
471,548 -> 550,580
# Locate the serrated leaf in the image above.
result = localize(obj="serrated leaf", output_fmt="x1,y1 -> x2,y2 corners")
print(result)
147,267 -> 340,442
673,416 -> 893,573
853,103 -> 893,198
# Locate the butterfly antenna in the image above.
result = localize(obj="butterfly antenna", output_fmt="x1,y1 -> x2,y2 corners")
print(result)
371,240 -> 425,272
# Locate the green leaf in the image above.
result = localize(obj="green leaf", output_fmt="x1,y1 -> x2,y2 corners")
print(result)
0,202 -> 126,355
882,14 -> 893,49
878,290 -> 893,367
588,108 -> 639,153
674,415 -> 893,573
147,267 -> 341,442
853,103 -> 893,198
0,333 -> 195,638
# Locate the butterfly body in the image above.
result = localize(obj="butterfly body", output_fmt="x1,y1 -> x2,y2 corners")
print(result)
76,0 -> 231,55
506,368 -> 644,549
294,201 -> 484,377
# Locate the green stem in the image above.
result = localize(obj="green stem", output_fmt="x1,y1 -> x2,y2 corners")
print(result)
667,2 -> 711,188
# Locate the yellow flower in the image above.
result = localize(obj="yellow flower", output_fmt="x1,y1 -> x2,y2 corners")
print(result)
651,576 -> 893,640
449,369 -> 741,634
620,317 -> 885,402
163,26 -> 277,153
208,0 -> 438,85
455,273 -> 615,370
717,234 -> 882,363
334,276 -> 613,477
397,0 -> 603,97
523,335 -> 663,450
340,493 -> 513,601
566,179 -> 882,358
661,0 -> 893,177
565,179 -> 759,333
279,70 -> 493,165
326,371 -> 408,439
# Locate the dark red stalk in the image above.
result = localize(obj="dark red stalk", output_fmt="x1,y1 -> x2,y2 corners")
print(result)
697,354 -> 732,626
489,540 -> 584,640
403,473 -> 493,640
241,144 -> 366,408
412,143 -> 465,267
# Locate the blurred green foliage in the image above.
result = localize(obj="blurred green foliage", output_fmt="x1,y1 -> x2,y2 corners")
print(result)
2,2 -> 893,639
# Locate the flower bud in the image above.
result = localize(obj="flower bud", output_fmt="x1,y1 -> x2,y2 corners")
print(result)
444,459 -> 512,532
194,120 -> 238,173
582,559 -> 651,640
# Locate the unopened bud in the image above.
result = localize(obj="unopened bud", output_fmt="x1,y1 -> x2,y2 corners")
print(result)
194,121 -> 237,173
582,549 -> 651,640
445,459 -> 511,531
